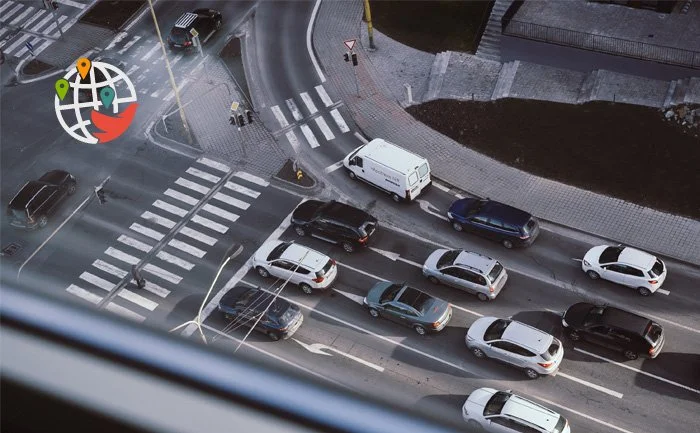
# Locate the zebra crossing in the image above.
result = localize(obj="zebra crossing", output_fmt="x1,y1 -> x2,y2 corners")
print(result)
0,0 -> 86,60
65,157 -> 270,323
270,84 -> 352,150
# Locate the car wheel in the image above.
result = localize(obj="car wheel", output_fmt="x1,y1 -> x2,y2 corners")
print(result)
471,347 -> 486,358
501,239 -> 514,249
368,308 -> 379,318
216,19 -> 222,29
267,331 -> 280,341
586,270 -> 600,280
524,368 -> 539,379
637,287 -> 652,297
568,330 -> 581,341
451,222 -> 463,232
341,242 -> 354,253
477,293 -> 489,302
466,420 -> 483,430
294,226 -> 306,237
299,283 -> 313,295
67,181 -> 77,195
347,170 -> 357,180
38,215 -> 48,228
256,266 -> 270,278
414,325 -> 426,335
623,350 -> 639,360
391,193 -> 401,203
427,276 -> 440,285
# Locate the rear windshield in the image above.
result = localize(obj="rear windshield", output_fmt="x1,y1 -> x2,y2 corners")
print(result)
644,322 -> 663,346
553,416 -> 568,433
398,287 -> 431,312
170,28 -> 189,43
484,319 -> 510,341
524,218 -> 537,234
380,284 -> 403,303
487,261 -> 504,282
437,250 -> 460,268
542,341 -> 560,361
279,306 -> 297,324
360,221 -> 376,238
267,242 -> 291,261
408,172 -> 418,186
417,163 -> 429,178
483,391 -> 510,416
650,259 -> 664,277
316,259 -> 334,277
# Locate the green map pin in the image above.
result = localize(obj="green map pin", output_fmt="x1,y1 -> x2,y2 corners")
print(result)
100,87 -> 115,109
55,78 -> 69,100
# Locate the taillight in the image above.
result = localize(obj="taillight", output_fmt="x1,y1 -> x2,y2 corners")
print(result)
331,259 -> 336,266
431,321 -> 441,329
312,276 -> 325,283
405,189 -> 410,199
489,286 -> 495,293
519,234 -> 530,240
27,216 -> 35,223
358,236 -> 368,244
184,41 -> 192,46
648,346 -> 655,355
648,280 -> 658,284
538,361 -> 554,369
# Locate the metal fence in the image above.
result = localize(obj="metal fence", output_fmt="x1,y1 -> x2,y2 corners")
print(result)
503,19 -> 700,69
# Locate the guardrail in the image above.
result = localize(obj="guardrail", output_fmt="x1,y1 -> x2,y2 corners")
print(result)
503,19 -> 700,69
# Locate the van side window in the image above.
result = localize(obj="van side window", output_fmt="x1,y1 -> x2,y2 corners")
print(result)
354,157 -> 363,168
408,172 -> 418,186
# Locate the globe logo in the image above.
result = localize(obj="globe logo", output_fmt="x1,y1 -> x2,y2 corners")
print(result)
54,58 -> 139,144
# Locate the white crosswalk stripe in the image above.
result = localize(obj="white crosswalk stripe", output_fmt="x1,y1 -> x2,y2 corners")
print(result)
314,116 -> 335,140
330,108 -> 350,133
141,42 -> 161,61
300,92 -> 318,115
285,130 -> 301,153
213,192 -> 250,210
225,181 -> 261,199
170,52 -> 184,66
80,271 -> 114,291
106,303 -> 145,322
105,247 -> 182,284
315,85 -> 334,107
201,204 -> 239,223
92,259 -> 172,299
175,177 -> 210,195
67,284 -> 102,304
105,31 -> 128,50
4,3 -> 23,19
186,167 -> 220,183
117,234 -> 193,270
234,172 -> 269,187
285,98 -> 303,121
57,0 -> 88,9
153,199 -> 188,217
15,15 -> 68,57
141,211 -> 217,246
271,105 -> 290,128
117,289 -> 159,311
0,2 -> 16,14
191,214 -> 228,234
197,157 -> 231,173
126,64 -> 140,76
300,124 -> 320,148
164,189 -> 198,206
118,234 -> 153,253
9,6 -> 35,26
129,223 -> 206,258
118,35 -> 142,54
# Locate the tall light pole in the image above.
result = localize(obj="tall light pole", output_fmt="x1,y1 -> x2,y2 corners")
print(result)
146,0 -> 194,144
170,243 -> 243,343
363,0 -> 376,50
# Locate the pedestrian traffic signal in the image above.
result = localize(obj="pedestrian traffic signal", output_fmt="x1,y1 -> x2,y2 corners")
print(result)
245,110 -> 253,123
344,52 -> 350,62
237,114 -> 245,127
351,53 -> 358,66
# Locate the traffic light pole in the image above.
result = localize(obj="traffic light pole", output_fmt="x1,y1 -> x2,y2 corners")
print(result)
44,0 -> 63,37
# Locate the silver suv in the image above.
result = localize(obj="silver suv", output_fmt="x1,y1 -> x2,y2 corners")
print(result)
466,317 -> 564,379
423,249 -> 508,301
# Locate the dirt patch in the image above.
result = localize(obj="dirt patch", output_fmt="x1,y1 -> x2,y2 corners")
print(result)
80,0 -> 146,31
407,99 -> 700,219
275,159 -> 315,188
23,59 -> 54,76
368,0 -> 493,53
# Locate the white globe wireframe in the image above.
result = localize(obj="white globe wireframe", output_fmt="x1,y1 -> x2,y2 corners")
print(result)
54,61 -> 138,144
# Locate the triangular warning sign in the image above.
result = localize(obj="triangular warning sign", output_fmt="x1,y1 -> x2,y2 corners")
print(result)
343,39 -> 356,51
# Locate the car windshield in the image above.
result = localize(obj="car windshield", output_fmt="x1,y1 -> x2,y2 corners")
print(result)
553,415 -> 568,433
417,163 -> 429,178
542,341 -> 560,361
650,259 -> 664,277
397,287 -> 431,312
484,319 -> 511,341
584,306 -> 605,325
9,209 -> 26,220
235,290 -> 257,307
170,28 -> 189,43
267,242 -> 291,261
599,246 -> 624,264
316,259 -> 334,277
437,250 -> 460,268
487,262 -> 504,282
379,284 -> 403,303
644,322 -> 663,346
483,391 -> 510,416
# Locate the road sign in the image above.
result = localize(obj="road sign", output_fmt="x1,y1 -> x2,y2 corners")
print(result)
343,39 -> 356,51
189,28 -> 199,38
25,41 -> 34,56
230,101 -> 239,111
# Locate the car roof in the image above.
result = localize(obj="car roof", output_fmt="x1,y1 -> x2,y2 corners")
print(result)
320,201 -> 372,227
9,181 -> 48,209
502,321 -> 553,354
618,247 -> 655,269
280,243 -> 328,270
397,286 -> 432,308
174,12 -> 198,28
360,138 -> 427,175
601,307 -> 651,335
481,200 -> 531,226
453,250 -> 495,273
501,394 -> 560,431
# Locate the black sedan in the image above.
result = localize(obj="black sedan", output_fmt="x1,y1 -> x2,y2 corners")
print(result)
218,286 -> 303,341
7,170 -> 77,229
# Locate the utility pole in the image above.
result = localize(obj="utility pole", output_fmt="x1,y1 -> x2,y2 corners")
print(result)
147,0 -> 193,144
363,0 -> 376,50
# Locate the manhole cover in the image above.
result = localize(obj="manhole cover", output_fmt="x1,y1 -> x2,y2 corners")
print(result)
1,243 -> 22,257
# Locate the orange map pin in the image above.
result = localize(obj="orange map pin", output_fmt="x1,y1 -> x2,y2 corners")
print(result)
76,58 -> 91,79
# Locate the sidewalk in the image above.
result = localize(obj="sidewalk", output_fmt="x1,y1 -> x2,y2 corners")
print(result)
312,0 -> 700,265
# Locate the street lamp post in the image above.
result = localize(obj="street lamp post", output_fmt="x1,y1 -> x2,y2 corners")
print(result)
363,0 -> 376,50
170,243 -> 243,343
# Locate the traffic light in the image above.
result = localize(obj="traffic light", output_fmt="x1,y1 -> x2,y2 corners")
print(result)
351,53 -> 358,66
44,0 -> 58,10
237,114 -> 245,127
343,52 -> 350,62
245,110 -> 253,124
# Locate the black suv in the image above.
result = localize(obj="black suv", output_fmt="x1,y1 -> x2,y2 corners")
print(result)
447,198 -> 539,248
168,9 -> 222,50
562,302 -> 665,360
218,286 -> 304,341
7,170 -> 77,229
290,200 -> 378,253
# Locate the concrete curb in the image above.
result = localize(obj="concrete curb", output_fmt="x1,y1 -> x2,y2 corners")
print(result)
145,118 -> 203,159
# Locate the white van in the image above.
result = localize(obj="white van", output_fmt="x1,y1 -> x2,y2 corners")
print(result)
343,138 -> 431,202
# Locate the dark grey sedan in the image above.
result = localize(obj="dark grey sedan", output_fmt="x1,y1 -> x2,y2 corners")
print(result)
363,282 -> 452,335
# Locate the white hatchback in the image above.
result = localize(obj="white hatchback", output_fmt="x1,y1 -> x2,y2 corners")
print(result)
252,241 -> 338,294
582,245 -> 667,296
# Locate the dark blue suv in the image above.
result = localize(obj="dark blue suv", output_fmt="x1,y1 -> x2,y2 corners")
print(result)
447,198 -> 540,248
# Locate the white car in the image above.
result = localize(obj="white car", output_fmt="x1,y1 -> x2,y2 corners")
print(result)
462,388 -> 570,433
252,241 -> 338,294
582,245 -> 667,296
422,249 -> 508,301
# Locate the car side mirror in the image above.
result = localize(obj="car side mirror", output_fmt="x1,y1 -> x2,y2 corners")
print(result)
348,159 -> 356,166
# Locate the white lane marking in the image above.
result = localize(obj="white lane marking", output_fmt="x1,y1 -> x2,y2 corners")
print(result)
332,289 -> 366,305
186,167 -> 220,183
142,211 -> 217,246
67,284 -> 102,304
234,171 -> 269,187
141,42 -> 161,61
197,157 -> 231,173
163,78 -> 190,102
329,108 -> 350,133
655,288 -> 670,296
201,204 -> 239,223
271,105 -> 290,128
314,116 -> 335,140
323,160 -> 344,174
367,247 -> 423,268
153,199 -> 188,217
285,130 -> 301,153
453,304 -> 483,317
56,0 -> 87,9
354,131 -> 368,143
164,188 -> 197,206
191,214 -> 228,234
80,271 -> 115,291
118,35 -> 142,55
432,182 -> 450,193
106,303 -> 145,322
306,0 -> 326,82
285,98 -> 303,121
337,262 -> 388,282
118,289 -> 158,311
105,31 -> 128,50
9,6 -> 34,26
150,88 -> 165,98
125,64 -> 139,76
156,250 -> 195,271
575,348 -> 700,395
225,181 -> 260,199
314,84 -> 333,107
293,339 -> 385,372
557,372 -> 623,398
170,52 -> 184,66
417,199 -> 449,222
642,313 -> 699,335
175,177 -> 210,195
300,124 -> 320,148
118,234 -> 153,253
530,395 -> 634,433
105,247 -> 183,284
213,192 -> 250,210
300,92 -> 318,115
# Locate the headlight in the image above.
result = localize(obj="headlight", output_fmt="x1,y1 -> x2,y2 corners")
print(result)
561,318 -> 569,328
447,212 -> 454,219
583,259 -> 590,267
362,297 -> 368,305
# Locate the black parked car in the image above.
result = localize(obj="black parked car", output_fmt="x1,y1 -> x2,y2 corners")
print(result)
168,9 -> 222,50
447,198 -> 539,249
218,285 -> 303,341
290,200 -> 378,253
562,302 -> 665,360
7,170 -> 77,229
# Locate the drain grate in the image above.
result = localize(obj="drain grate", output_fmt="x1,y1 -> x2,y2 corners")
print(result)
1,243 -> 22,257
